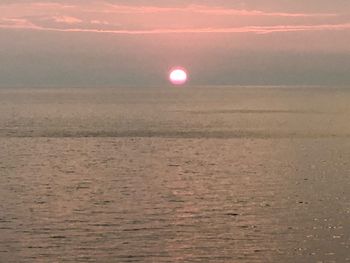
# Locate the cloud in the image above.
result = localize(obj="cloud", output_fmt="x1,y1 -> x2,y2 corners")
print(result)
1,21 -> 350,35
91,20 -> 109,25
0,2 -> 75,9
51,16 -> 82,24
102,4 -> 337,17
0,17 -> 36,28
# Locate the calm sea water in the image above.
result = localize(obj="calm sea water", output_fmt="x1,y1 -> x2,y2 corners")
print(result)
0,86 -> 349,262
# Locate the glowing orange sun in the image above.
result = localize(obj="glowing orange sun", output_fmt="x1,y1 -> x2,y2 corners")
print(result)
169,67 -> 188,85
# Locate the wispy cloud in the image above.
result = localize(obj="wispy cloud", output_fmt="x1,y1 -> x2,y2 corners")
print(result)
51,16 -> 82,24
0,2 -> 75,9
90,20 -> 109,25
0,17 -> 36,29
1,22 -> 350,35
102,4 -> 337,17
2,1 -> 333,17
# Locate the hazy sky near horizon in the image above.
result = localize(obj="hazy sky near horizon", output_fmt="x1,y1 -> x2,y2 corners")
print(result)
1,0 -> 350,87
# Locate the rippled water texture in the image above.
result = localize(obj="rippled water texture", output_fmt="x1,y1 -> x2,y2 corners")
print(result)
0,86 -> 350,262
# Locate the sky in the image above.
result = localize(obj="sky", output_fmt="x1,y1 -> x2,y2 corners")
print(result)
1,0 -> 350,87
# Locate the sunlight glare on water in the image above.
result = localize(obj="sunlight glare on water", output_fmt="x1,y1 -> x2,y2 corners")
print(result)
0,86 -> 350,262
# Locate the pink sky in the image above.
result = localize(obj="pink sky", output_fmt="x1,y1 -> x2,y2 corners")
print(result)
0,1 -> 350,86
1,1 -> 349,34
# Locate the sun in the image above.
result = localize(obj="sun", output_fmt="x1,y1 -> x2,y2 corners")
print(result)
169,67 -> 188,85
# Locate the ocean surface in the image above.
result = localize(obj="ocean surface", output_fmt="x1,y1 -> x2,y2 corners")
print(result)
0,86 -> 349,262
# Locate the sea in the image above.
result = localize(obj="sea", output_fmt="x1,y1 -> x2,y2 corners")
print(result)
0,86 -> 349,262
